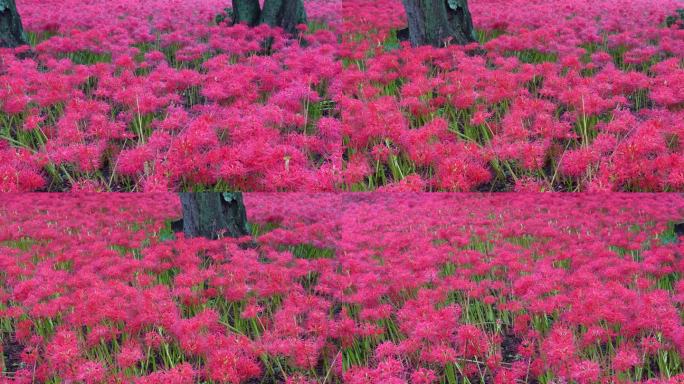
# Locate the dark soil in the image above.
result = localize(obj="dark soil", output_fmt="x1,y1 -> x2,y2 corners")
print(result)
501,330 -> 522,364
1,333 -> 24,374
675,222 -> 684,238
171,218 -> 184,233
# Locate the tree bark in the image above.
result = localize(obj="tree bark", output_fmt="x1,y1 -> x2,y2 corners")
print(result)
178,193 -> 250,239
232,0 -> 261,27
0,0 -> 27,48
261,0 -> 307,35
401,0 -> 476,47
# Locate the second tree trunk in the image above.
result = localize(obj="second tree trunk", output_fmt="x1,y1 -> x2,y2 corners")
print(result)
401,0 -> 476,47
232,0 -> 261,27
232,0 -> 307,35
179,193 -> 250,239
260,0 -> 307,35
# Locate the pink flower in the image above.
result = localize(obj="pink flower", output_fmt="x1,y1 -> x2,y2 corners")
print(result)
410,368 -> 437,384
135,363 -> 196,384
570,360 -> 601,384
613,344 -> 640,373
116,341 -> 143,369
76,361 -> 106,384
206,347 -> 261,383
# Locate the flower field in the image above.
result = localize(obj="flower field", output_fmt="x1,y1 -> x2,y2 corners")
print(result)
3,0 -> 684,382
1,193 -> 684,383
1,0 -> 684,191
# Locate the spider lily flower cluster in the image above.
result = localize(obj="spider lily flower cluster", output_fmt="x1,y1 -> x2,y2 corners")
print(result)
1,193 -> 684,383
0,0 -> 683,191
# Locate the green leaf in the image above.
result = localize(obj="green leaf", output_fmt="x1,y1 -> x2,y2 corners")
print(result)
159,231 -> 176,242
159,221 -> 176,242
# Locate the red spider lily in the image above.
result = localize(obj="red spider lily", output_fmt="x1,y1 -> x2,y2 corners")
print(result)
2,196 -> 684,381
0,0 -> 681,191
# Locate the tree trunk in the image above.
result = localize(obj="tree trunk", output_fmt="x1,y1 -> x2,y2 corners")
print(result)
232,0 -> 261,27
260,0 -> 307,35
178,193 -> 250,239
0,0 -> 27,48
401,0 -> 476,47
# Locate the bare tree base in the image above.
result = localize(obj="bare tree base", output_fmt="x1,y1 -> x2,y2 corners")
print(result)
179,193 -> 250,239
0,0 -> 27,48
401,0 -> 476,47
